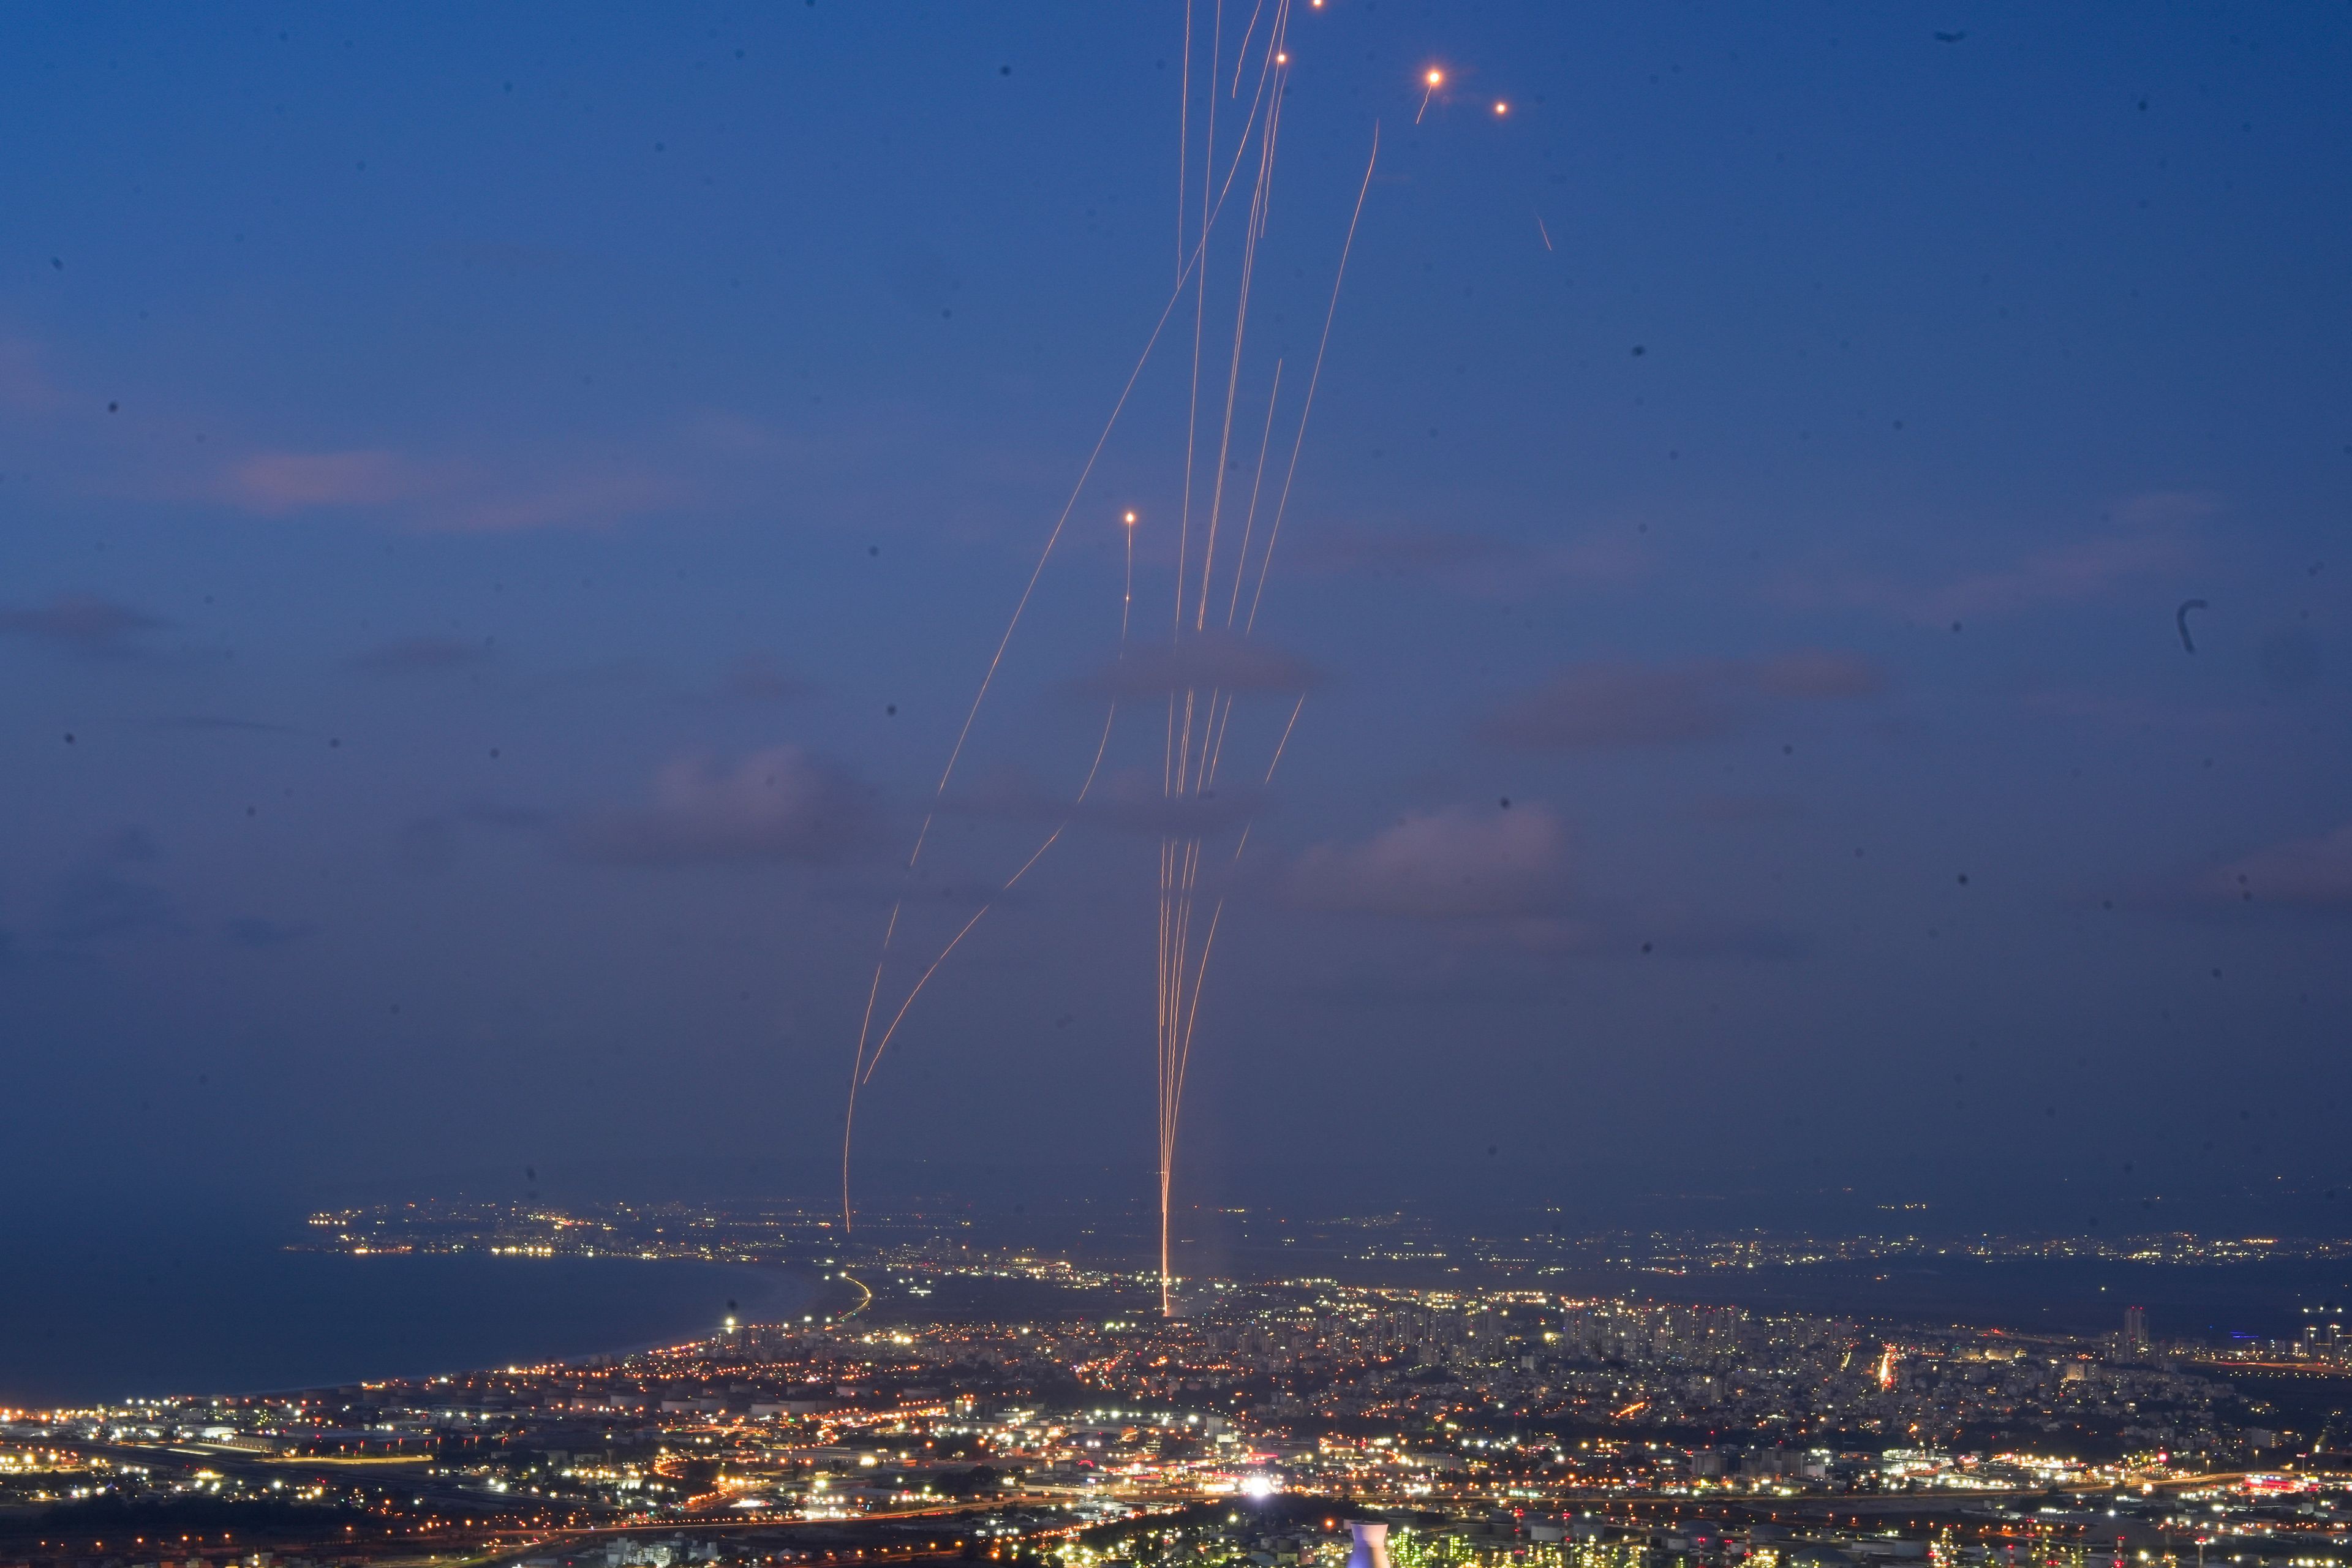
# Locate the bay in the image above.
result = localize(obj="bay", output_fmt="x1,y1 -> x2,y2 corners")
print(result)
0,1218 -> 811,1409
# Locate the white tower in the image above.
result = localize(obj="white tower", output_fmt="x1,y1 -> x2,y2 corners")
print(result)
1345,1522 -> 1391,1568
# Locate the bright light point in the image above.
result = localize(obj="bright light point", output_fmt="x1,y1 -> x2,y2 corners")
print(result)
1123,511 -> 1137,525
1240,1474 -> 1280,1499
1494,101 -> 1509,115
1276,52 -> 1288,64
1426,69 -> 1443,86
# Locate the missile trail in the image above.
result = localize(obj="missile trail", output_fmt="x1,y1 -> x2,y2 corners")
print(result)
841,5 -> 1294,1237
842,4 -> 1367,1323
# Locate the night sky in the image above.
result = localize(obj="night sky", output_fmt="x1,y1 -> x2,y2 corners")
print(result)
4,4 -> 2348,1234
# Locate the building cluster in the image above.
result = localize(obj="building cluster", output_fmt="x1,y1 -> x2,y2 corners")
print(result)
295,1204 -> 2352,1293
6,1235 -> 2351,1568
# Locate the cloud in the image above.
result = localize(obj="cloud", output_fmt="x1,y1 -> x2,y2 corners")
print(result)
953,766 -> 1266,837
347,635 -> 497,674
217,449 -> 682,532
1288,804 -> 1570,918
1487,665 -> 1734,748
0,594 -> 165,655
2201,824 -> 2352,911
434,471 -> 682,533
1071,630 -> 1317,701
1913,532 -> 2188,622
570,746 -> 877,865
225,450 -> 421,513
1483,651 -> 1883,750
1782,492 -> 2212,624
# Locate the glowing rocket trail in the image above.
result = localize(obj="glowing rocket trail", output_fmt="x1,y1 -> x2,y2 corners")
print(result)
855,518 -> 1136,1092
1219,357 -> 1283,628
845,243 -> 1201,1236
1177,1 -> 1192,282
841,4 -> 1296,1238
842,3 -> 1370,1329
1193,17 -> 1286,635
1155,99 -> 1371,1322
1247,121 -> 1377,636
1230,0 -> 1265,96
1159,0 -> 1297,1318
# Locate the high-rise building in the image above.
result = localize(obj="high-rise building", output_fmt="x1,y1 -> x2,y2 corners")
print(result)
2122,1305 -> 2149,1357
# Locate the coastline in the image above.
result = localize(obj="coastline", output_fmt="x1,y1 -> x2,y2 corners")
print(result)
0,1238 -> 813,1410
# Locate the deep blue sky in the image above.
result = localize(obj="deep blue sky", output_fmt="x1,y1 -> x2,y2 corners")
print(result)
4,3 -> 2348,1234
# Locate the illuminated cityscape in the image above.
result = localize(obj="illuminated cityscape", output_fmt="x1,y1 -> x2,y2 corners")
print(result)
6,10 -> 2350,1568
9,1205 -> 2352,1568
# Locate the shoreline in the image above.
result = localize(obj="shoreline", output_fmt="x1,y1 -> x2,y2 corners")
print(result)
0,1250 -> 815,1412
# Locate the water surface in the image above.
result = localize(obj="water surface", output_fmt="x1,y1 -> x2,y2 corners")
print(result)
0,1218 -> 809,1408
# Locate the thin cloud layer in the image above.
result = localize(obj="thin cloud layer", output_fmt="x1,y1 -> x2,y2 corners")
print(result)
1910,532 -> 2188,622
0,594 -> 165,655
442,471 -> 681,533
1302,525 -> 1651,598
217,448 -> 682,533
1487,665 -> 1733,748
227,450 -> 419,513
2203,823 -> 2352,911
1288,804 -> 1569,919
1780,492 -> 2212,624
347,635 -> 498,675
1072,630 -> 1317,701
954,767 -> 1266,837
1485,652 -> 1883,750
570,746 -> 876,865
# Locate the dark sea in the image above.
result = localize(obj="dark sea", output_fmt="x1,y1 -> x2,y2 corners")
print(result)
0,1218 -> 812,1410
